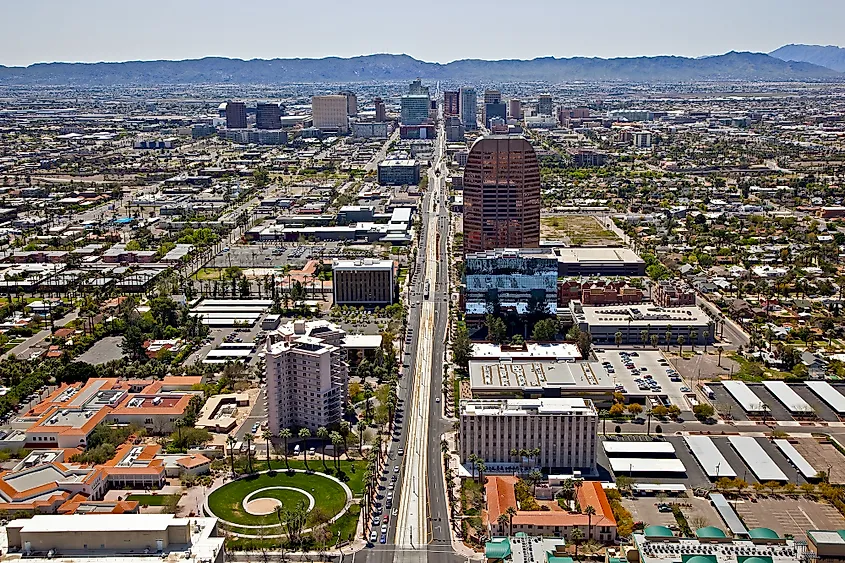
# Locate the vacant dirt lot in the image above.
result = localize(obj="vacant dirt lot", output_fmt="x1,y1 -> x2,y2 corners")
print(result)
792,437 -> 845,484
540,215 -> 620,246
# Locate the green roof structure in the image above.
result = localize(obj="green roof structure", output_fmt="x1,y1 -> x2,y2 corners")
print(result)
748,528 -> 780,541
695,527 -> 728,539
485,538 -> 512,561
644,525 -> 674,538
682,555 -> 718,563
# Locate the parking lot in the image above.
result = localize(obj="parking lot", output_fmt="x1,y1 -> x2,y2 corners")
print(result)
709,382 -> 845,423
595,350 -> 693,412
207,242 -> 352,269
623,497 -> 722,532
734,498 -> 845,541
791,437 -> 845,484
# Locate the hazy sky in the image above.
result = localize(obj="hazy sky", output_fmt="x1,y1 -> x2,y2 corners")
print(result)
2,0 -> 844,66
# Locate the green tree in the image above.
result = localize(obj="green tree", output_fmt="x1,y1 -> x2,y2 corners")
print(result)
531,318 -> 559,341
298,428 -> 311,469
451,321 -> 472,369
485,314 -> 508,345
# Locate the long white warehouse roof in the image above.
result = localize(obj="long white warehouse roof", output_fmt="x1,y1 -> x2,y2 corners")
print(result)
806,381 -> 845,415
773,439 -> 817,480
722,380 -> 767,412
683,436 -> 737,478
762,381 -> 813,413
727,436 -> 788,481
602,441 -> 676,455
608,458 -> 686,473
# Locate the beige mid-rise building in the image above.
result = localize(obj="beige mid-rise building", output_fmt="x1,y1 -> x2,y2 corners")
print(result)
311,95 -> 349,133
332,258 -> 395,305
460,398 -> 598,472
265,320 -> 348,433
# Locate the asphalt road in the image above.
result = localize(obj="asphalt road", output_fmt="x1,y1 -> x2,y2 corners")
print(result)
362,119 -> 460,563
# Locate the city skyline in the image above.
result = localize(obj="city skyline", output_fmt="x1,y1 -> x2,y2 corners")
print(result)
1,0 -> 844,66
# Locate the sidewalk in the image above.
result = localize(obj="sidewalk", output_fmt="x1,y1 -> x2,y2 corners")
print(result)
442,430 -> 483,560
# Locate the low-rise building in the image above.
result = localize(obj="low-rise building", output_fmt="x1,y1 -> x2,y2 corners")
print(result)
378,159 -> 420,185
486,478 -> 616,541
652,280 -> 696,307
460,398 -> 598,471
552,248 -> 646,277
485,535 -> 571,563
571,301 -> 714,345
464,248 -> 558,321
6,514 -> 225,563
468,358 -> 614,403
332,258 -> 396,306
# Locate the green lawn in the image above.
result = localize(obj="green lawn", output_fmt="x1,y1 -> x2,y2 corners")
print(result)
251,458 -> 367,496
127,494 -> 181,506
207,470 -> 348,526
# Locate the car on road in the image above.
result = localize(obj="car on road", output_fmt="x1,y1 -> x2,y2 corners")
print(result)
398,448 -> 404,456
369,531 -> 378,543
383,514 -> 389,523
394,465 -> 400,472
435,397 -> 440,403
381,524 -> 388,533
380,533 -> 387,544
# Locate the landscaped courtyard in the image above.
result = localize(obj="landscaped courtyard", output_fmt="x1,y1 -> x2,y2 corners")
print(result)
206,469 -> 351,531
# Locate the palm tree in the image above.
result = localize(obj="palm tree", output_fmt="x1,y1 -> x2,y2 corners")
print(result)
614,331 -> 623,347
528,469 -> 543,496
665,329 -> 672,351
298,428 -> 311,469
262,429 -> 273,471
243,433 -> 254,473
317,426 -> 329,468
476,460 -> 487,484
650,334 -> 659,348
226,435 -> 236,476
331,431 -> 344,469
640,329 -> 649,348
506,506 -> 517,535
571,526 -> 584,560
175,419 -> 184,445
468,453 -> 479,481
497,513 -> 509,534
510,448 -> 520,464
279,428 -> 291,468
689,330 -> 698,351
702,329 -> 710,352
339,421 -> 351,456
584,505 -> 596,540
531,447 -> 541,467
357,420 -> 367,454
677,334 -> 686,354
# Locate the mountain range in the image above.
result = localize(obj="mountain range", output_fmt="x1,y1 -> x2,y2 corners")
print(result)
0,49 -> 843,85
769,44 -> 845,73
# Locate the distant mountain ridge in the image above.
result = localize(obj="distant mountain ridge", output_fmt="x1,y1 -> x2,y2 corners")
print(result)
770,44 -> 845,73
0,51 -> 841,85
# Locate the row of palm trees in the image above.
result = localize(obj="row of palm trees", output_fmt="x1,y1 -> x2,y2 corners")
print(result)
224,422 -> 358,477
613,325 -> 713,353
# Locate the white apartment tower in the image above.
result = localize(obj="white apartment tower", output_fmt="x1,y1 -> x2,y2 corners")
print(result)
460,398 -> 598,472
265,320 -> 348,433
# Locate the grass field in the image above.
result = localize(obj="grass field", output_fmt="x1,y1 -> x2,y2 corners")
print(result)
250,458 -> 367,496
127,494 -> 181,506
193,267 -> 224,281
207,470 -> 348,526
540,215 -> 620,246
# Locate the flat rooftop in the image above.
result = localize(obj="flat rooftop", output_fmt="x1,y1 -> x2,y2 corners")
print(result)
555,247 -> 645,264
579,305 -> 712,327
472,342 -> 581,360
462,398 -> 597,417
469,359 -> 613,392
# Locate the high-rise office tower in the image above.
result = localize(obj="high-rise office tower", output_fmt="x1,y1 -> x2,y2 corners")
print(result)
311,95 -> 349,133
484,89 -> 502,105
538,94 -> 553,116
400,95 -> 430,125
255,103 -> 282,129
409,78 -> 430,97
484,102 -> 507,127
463,135 -> 541,253
460,88 -> 477,130
340,91 -> 358,116
509,99 -> 522,119
373,97 -> 386,122
225,101 -> 247,129
444,91 -> 460,116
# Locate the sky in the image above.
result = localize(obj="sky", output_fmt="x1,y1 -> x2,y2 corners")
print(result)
1,0 -> 844,67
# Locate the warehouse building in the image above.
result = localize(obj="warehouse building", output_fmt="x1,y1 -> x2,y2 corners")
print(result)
552,247 -> 646,276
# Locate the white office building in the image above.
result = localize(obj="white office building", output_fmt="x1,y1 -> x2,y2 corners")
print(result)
265,320 -> 348,433
460,398 -> 598,471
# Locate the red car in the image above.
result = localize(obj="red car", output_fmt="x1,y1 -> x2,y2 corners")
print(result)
383,514 -> 389,523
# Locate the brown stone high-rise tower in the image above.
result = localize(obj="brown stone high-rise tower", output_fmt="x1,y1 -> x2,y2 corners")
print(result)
463,135 -> 541,253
